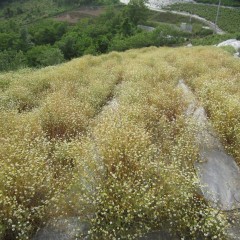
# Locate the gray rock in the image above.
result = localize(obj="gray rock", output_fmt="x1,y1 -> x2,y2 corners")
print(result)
178,80 -> 240,210
138,25 -> 156,32
33,217 -> 90,240
138,231 -> 179,240
195,150 -> 240,210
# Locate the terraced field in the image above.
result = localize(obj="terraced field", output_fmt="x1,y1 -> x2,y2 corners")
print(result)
0,46 -> 240,239
168,3 -> 240,33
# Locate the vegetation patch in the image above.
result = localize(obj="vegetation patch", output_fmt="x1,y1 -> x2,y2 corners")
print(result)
1,46 -> 238,239
167,3 -> 240,33
195,0 -> 240,7
0,0 -> 217,73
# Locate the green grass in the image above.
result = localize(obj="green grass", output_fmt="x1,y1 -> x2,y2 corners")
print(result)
168,3 -> 240,33
192,32 -> 238,45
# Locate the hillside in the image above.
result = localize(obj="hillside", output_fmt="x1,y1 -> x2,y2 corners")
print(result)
0,46 -> 240,239
0,0 -> 239,73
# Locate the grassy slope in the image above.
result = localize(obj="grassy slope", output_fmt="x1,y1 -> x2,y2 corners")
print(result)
1,46 -> 240,239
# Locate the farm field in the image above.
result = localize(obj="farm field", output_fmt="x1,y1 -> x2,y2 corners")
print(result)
195,0 -> 240,7
0,46 -> 239,239
148,10 -> 207,27
167,3 -> 240,33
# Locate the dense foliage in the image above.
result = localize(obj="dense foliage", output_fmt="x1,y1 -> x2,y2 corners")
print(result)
168,3 -> 240,33
0,46 -> 234,240
0,1 -> 196,72
192,32 -> 239,45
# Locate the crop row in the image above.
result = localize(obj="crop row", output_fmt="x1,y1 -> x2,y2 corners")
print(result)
0,54 -> 123,239
168,3 -> 240,33
195,0 -> 240,7
184,50 -> 240,164
0,46 -> 237,239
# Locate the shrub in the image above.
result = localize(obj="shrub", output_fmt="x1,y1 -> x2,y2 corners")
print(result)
40,92 -> 94,139
0,50 -> 27,72
26,45 -> 64,67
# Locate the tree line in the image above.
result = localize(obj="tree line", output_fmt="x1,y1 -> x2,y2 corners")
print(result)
0,0 -> 189,72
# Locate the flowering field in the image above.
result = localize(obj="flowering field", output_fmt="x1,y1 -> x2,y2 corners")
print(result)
0,46 -> 239,239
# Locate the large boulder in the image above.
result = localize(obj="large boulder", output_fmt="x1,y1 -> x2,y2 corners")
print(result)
178,80 -> 240,211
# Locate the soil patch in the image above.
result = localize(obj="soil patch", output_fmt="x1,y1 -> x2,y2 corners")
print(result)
54,6 -> 105,23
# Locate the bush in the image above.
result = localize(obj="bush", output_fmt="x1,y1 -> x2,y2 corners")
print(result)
40,93 -> 94,139
0,50 -> 27,72
26,45 -> 64,67
220,45 -> 236,55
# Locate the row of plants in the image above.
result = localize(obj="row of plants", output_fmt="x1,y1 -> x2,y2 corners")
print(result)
195,0 -> 240,7
167,3 -> 240,33
0,52 -> 125,239
85,48 -> 227,239
0,46 -> 231,239
180,48 -> 240,164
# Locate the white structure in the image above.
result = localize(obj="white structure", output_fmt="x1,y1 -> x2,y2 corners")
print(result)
119,0 -> 193,8
180,22 -> 193,32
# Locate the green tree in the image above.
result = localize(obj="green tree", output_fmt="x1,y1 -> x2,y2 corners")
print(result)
96,35 -> 110,53
0,50 -> 27,72
121,17 -> 134,36
26,45 -> 64,67
55,32 -> 79,59
123,0 -> 149,25
4,7 -> 14,18
30,20 -> 67,46
0,32 -> 19,51
19,27 -> 32,51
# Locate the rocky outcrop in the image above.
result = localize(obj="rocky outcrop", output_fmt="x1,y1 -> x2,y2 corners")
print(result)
32,218 -> 90,240
178,80 -> 240,211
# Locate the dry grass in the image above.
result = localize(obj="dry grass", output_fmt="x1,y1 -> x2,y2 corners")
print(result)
1,46 -> 239,239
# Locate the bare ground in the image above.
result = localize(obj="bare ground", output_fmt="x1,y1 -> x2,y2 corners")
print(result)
54,6 -> 105,23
